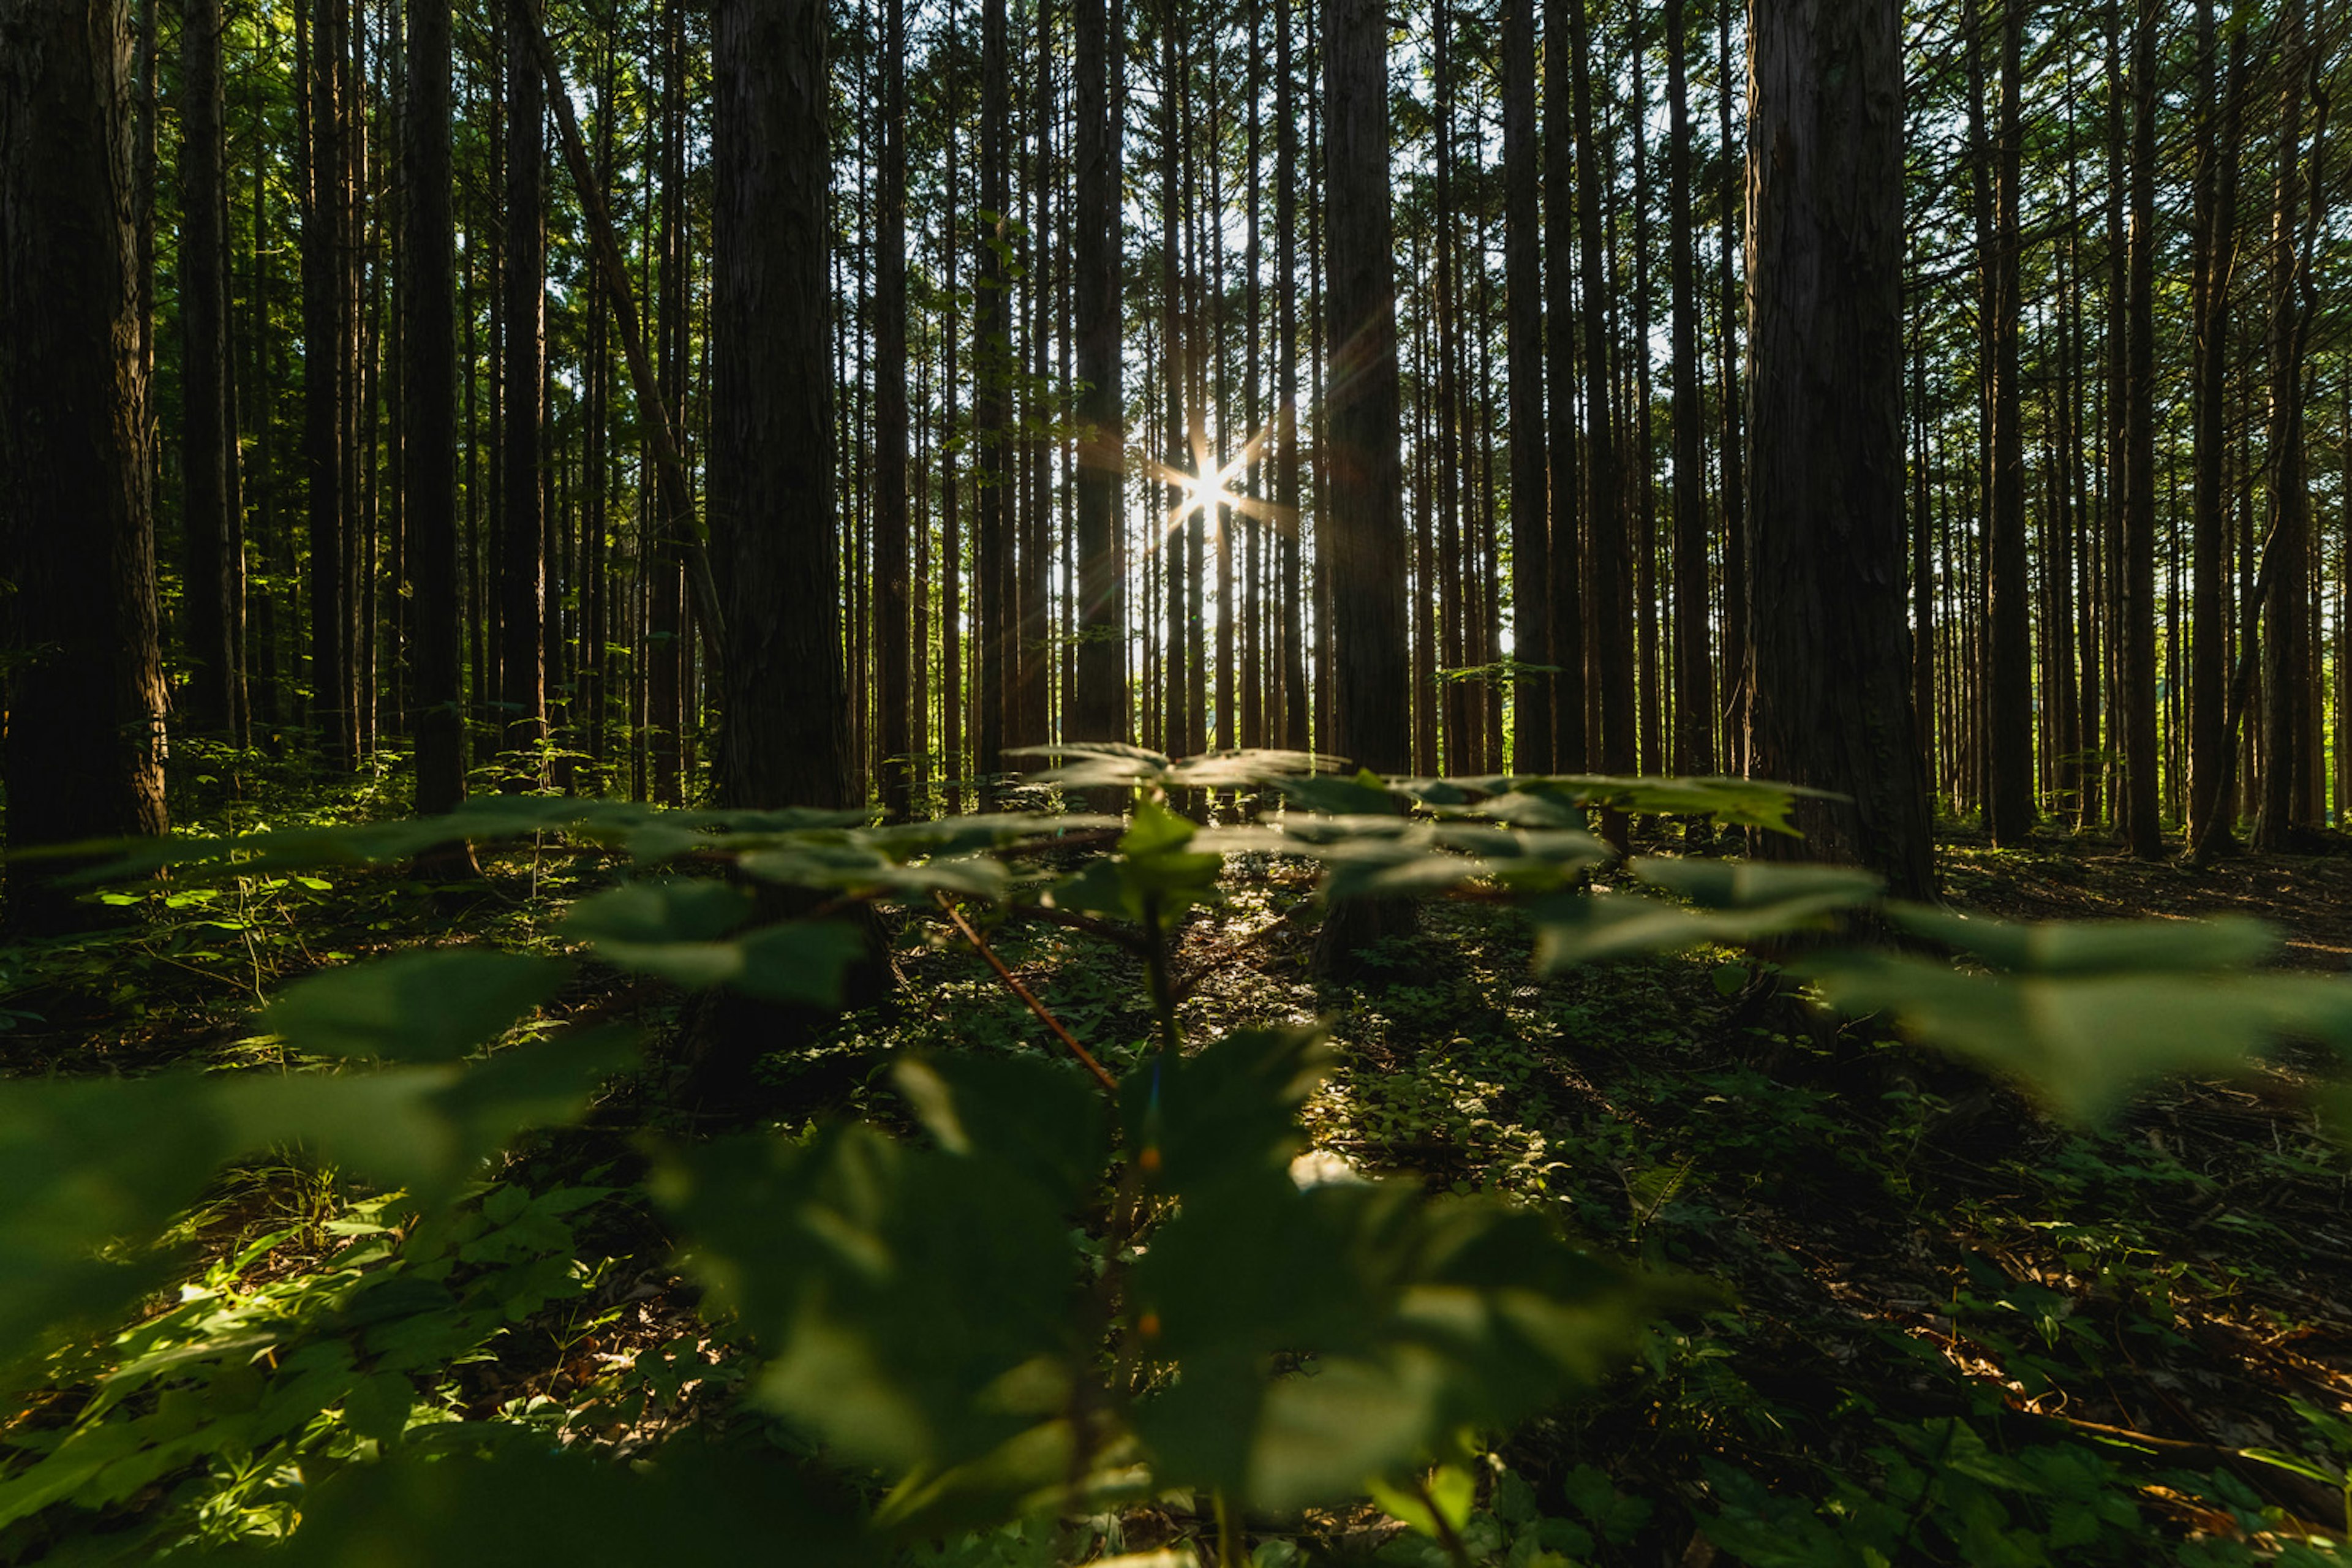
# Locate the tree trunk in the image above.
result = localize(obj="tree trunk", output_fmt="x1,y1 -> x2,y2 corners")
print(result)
875,0 -> 913,817
0,0 -> 172,933
405,0 -> 464,822
500,0 -> 546,781
710,0 -> 852,812
1667,0 -> 1711,779
1985,0 -> 2034,842
1744,0 -> 1935,900
2119,0 -> 2161,856
179,0 -> 245,745
1073,0 -> 1126,748
1504,0 -> 1551,772
1314,0 -> 1415,970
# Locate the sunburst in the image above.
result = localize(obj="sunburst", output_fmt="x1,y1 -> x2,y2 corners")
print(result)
1144,419 -> 1292,546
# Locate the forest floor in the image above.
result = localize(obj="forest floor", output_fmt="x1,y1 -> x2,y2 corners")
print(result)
7,793 -> 2352,1566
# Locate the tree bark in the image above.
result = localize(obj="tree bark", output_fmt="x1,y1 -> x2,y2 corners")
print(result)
0,0 -> 172,933
500,0 -> 546,780
1744,0 -> 1935,900
1504,0 -> 1551,773
178,0 -> 244,745
404,0 -> 464,823
711,0 -> 853,812
1985,0 -> 2034,842
1314,0 -> 1416,970
1667,0 -> 1711,778
2118,0 -> 2161,856
875,0 -> 913,816
1073,0 -> 1126,749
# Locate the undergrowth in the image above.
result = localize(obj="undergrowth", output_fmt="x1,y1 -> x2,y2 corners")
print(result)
3,748 -> 2351,1566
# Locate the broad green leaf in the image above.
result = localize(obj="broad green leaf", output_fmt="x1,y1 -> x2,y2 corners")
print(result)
201,1445 -> 872,1567
658,1124 -> 1083,1480
1122,1028 -> 1335,1201
1129,1180 -> 1678,1507
262,949 -> 571,1063
1804,951 -> 2352,1121
1528,859 -> 1881,969
217,1026 -> 640,1202
562,879 -> 757,987
894,1054 -> 1110,1208
731,921 -> 871,1007
1885,904 -> 2280,973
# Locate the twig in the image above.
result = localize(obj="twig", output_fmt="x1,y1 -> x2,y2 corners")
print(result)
935,893 -> 1120,1093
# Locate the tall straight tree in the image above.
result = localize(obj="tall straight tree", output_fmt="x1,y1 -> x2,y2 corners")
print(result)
975,0 -> 1010,788
875,0 -> 913,818
0,0 -> 172,933
405,0 -> 463,819
1744,0 -> 1935,899
711,0 -> 853,811
179,0 -> 245,744
1665,0 -> 1711,778
502,0 -> 548,775
1542,0 -> 1585,768
1569,0 -> 1629,794
1316,0 -> 1415,969
2117,0 -> 2160,856
1502,0 -> 1550,771
2254,0 -> 2315,849
1072,0 -> 1125,745
1985,0 -> 2034,842
301,0 -> 352,769
2186,0 -> 2243,851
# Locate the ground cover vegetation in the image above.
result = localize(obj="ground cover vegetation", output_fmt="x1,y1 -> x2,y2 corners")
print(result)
12,0 -> 2352,1560
8,752 -> 2352,1565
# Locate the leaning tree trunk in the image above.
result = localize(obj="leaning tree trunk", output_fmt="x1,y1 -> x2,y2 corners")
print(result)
1744,0 -> 1936,900
0,0 -> 172,934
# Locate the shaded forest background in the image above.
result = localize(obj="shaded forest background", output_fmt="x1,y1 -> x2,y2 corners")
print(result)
10,0 -> 2352,861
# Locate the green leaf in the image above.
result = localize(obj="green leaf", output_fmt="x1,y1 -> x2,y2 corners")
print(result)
1885,904 -> 2280,973
200,1444 -> 873,1567
893,1054 -> 1110,1209
263,950 -> 571,1063
562,879 -> 758,987
1804,949 -> 2352,1121
657,1124 -> 1083,1482
217,1027 -> 641,1203
1122,1028 -> 1335,1200
1532,859 -> 1880,968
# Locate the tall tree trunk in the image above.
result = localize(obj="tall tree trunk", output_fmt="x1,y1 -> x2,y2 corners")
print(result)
875,0 -> 913,817
1544,0 -> 1585,769
1504,0 -> 1551,772
2254,0 -> 2317,850
0,0 -> 172,933
179,0 -> 245,745
712,0 -> 851,812
975,0 -> 1009,790
1716,0 -> 1746,772
1276,0 -> 1309,751
1570,0 -> 1630,802
302,0 -> 352,769
1744,0 -> 1935,899
1315,0 -> 1415,968
500,0 -> 546,780
2188,7 -> 2243,851
1985,0 -> 2034,842
2119,0 -> 2162,856
1667,0 -> 1711,778
405,0 -> 463,820
1074,0 -> 1126,747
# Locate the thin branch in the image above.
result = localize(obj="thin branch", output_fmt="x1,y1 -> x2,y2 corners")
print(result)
936,892 -> 1121,1093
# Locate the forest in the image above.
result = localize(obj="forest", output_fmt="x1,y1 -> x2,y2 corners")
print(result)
7,0 -> 2352,1560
